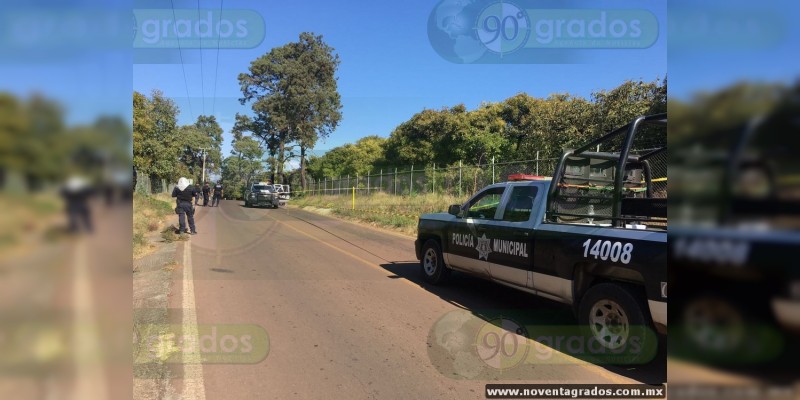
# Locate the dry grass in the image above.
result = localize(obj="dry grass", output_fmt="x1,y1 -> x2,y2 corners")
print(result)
133,193 -> 175,258
0,193 -> 63,258
292,192 -> 467,236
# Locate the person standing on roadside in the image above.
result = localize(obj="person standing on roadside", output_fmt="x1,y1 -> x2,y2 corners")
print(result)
194,183 -> 201,205
171,177 -> 197,235
212,181 -> 224,207
202,181 -> 210,206
61,175 -> 94,233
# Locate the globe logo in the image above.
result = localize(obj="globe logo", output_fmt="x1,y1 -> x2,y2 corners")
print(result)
428,0 -> 487,63
428,0 -> 530,63
475,1 -> 529,55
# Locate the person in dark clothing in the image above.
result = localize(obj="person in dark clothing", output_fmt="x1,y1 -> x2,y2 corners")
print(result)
212,181 -> 223,207
194,183 -> 201,205
202,182 -> 210,206
172,177 -> 197,234
61,176 -> 94,233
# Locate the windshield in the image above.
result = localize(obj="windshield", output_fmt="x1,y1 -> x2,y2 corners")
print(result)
253,185 -> 272,192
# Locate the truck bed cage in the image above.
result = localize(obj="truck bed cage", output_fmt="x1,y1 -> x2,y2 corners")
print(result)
546,113 -> 667,229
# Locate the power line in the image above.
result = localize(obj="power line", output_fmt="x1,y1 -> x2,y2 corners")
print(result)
212,0 -> 224,117
197,0 -> 205,116
170,0 -> 194,120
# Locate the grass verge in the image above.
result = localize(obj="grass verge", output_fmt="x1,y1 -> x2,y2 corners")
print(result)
133,192 -> 175,258
291,192 -> 466,236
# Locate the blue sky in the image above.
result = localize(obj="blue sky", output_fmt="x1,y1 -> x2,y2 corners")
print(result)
3,1 -> 797,160
132,0 -> 669,158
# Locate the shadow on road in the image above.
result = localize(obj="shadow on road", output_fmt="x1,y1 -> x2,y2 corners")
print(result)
379,261 -> 667,384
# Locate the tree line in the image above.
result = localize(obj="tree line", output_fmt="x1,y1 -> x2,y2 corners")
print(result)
305,79 -> 667,181
0,92 -> 130,191
133,90 -> 224,189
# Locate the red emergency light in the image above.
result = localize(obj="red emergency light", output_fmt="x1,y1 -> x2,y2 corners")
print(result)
508,174 -> 548,181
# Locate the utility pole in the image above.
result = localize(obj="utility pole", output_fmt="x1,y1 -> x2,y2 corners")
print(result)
199,147 -> 209,184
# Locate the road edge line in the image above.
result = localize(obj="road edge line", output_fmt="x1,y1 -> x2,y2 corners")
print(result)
182,240 -> 207,399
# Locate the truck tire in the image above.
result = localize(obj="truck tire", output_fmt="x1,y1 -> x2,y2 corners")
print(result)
578,282 -> 654,360
678,291 -> 780,364
421,239 -> 450,285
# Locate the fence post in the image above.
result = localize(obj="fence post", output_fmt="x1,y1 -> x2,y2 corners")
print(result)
379,170 -> 383,193
410,164 -> 414,195
459,160 -> 462,198
367,173 -> 370,195
347,174 -> 350,191
338,176 -> 341,195
536,151 -> 540,176
352,186 -> 355,210
491,157 -> 495,184
432,163 -> 435,195
394,168 -> 398,195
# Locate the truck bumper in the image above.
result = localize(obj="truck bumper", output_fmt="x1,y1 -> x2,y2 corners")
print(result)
414,239 -> 422,260
648,300 -> 667,334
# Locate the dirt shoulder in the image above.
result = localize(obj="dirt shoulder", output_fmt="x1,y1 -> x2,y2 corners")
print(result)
133,193 -> 181,400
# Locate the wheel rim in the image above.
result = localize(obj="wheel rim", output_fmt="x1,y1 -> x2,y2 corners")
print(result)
589,300 -> 630,350
423,248 -> 438,276
684,298 -> 744,351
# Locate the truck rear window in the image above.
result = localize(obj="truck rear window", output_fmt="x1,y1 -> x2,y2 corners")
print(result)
502,186 -> 538,222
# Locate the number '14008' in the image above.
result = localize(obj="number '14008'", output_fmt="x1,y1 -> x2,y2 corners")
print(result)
582,239 -> 633,264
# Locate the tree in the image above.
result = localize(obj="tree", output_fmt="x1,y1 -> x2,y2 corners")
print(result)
0,93 -> 30,187
306,136 -> 387,180
383,104 -> 510,166
221,134 -> 265,199
133,90 -> 183,181
591,79 -> 667,136
178,115 -> 223,183
238,32 -> 342,189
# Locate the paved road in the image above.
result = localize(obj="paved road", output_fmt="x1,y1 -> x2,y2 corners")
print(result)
0,200 -> 131,400
172,200 -> 666,399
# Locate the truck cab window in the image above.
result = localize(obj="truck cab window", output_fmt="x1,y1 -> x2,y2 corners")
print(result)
502,186 -> 538,222
466,187 -> 505,219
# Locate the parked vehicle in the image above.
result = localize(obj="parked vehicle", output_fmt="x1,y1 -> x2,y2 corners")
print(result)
244,182 -> 281,208
415,114 -> 667,357
273,184 -> 290,206
670,105 -> 800,365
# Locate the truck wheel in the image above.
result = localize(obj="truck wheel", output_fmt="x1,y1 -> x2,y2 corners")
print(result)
682,295 -> 744,353
421,240 -> 450,284
678,292 -> 780,364
578,282 -> 653,358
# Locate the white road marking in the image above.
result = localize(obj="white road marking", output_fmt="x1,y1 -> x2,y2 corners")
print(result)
71,238 -> 108,400
182,240 -> 206,400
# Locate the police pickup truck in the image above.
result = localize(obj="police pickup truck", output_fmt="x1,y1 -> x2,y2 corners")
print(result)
415,114 -> 667,354
670,105 -> 800,365
244,182 -> 281,208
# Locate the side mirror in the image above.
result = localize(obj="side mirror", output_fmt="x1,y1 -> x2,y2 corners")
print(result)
448,204 -> 462,217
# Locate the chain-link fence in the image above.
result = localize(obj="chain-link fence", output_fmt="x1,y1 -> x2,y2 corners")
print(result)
295,156 -> 559,198
294,149 -> 666,200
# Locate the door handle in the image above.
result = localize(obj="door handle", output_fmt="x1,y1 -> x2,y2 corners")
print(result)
514,231 -> 530,238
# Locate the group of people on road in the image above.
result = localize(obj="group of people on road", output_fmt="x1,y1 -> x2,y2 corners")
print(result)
171,178 -> 225,235
193,181 -> 224,207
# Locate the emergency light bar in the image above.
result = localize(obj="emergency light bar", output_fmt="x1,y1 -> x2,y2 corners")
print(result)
508,174 -> 550,181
